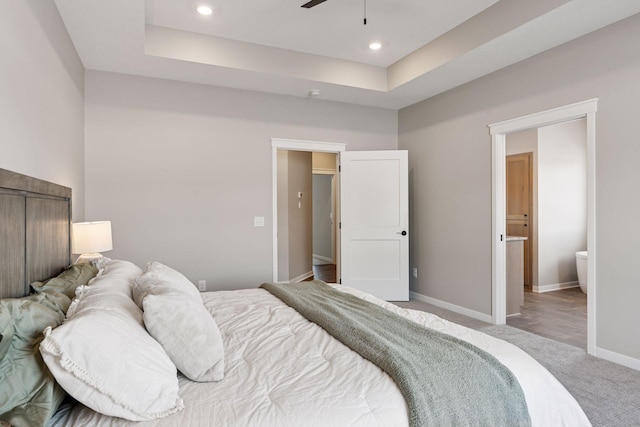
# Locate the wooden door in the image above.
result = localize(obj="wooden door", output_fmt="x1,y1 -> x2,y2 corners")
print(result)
506,153 -> 532,287
340,150 -> 409,301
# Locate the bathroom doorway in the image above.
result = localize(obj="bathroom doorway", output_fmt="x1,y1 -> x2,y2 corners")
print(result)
489,99 -> 597,355
504,120 -> 588,349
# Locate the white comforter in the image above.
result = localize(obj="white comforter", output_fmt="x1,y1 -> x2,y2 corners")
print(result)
51,285 -> 590,426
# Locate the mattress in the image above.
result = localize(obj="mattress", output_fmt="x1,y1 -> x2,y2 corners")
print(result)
50,285 -> 591,426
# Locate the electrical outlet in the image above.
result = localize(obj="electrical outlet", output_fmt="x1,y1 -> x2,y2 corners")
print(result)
412,268 -> 418,278
198,280 -> 206,291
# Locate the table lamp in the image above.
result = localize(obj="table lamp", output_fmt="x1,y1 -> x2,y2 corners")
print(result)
72,221 -> 113,264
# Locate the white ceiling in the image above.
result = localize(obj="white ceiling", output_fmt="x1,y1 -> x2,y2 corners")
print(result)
55,0 -> 640,110
144,0 -> 499,68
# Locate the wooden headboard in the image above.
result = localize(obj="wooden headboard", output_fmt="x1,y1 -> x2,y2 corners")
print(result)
0,168 -> 72,298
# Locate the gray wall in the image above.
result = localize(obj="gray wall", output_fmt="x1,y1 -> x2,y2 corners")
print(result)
312,174 -> 333,260
0,0 -> 85,220
85,71 -> 397,290
277,150 -> 313,282
537,120 -> 587,288
277,150 -> 290,281
399,13 -> 640,360
286,151 -> 313,280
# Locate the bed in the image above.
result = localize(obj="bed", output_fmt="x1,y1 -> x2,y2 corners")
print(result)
0,168 -> 591,427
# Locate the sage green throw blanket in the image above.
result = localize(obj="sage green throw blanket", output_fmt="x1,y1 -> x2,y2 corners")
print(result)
261,281 -> 531,427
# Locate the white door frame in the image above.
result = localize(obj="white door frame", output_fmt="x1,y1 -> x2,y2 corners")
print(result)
271,138 -> 346,283
489,98 -> 598,355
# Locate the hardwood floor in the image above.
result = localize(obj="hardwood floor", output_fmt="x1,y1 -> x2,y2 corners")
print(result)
310,264 -> 337,283
507,287 -> 587,349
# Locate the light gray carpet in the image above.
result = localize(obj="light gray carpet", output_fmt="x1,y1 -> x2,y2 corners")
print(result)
394,300 -> 640,427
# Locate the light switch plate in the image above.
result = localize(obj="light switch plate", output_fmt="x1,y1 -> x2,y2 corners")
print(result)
254,216 -> 265,227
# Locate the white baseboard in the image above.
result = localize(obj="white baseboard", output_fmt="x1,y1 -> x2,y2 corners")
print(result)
288,270 -> 314,283
409,291 -> 493,323
533,281 -> 579,293
595,346 -> 640,371
312,254 -> 333,264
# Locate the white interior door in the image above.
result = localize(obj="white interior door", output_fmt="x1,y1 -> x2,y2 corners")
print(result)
340,150 -> 409,301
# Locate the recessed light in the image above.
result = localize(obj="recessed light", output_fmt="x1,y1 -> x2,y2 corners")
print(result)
369,42 -> 382,50
197,5 -> 213,15
309,89 -> 321,97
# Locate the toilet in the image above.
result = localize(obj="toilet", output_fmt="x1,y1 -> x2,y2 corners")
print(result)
575,251 -> 588,294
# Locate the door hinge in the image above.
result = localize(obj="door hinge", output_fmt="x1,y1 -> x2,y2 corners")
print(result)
338,165 -> 341,172
339,279 -> 342,284
339,222 -> 342,229
500,234 -> 503,242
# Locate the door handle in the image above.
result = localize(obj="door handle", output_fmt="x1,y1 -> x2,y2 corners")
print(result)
397,231 -> 407,236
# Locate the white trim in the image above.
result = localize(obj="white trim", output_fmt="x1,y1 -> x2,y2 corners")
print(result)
585,111 -> 597,356
271,138 -> 346,283
595,347 -> 640,372
533,281 -> 580,293
492,133 -> 507,325
272,145 -> 279,283
489,98 -> 598,356
272,138 -> 347,152
489,99 -> 598,135
410,291 -> 493,323
312,168 -> 337,175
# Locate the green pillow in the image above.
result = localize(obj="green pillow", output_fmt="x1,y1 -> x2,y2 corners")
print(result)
0,292 -> 70,427
31,263 -> 98,299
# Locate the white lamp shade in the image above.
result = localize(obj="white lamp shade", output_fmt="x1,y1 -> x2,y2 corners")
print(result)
72,221 -> 113,254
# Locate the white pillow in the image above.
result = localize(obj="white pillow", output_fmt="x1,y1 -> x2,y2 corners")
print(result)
133,263 -> 225,382
132,261 -> 200,308
40,260 -> 184,421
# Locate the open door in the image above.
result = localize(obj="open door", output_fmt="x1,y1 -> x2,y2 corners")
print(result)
340,150 -> 409,301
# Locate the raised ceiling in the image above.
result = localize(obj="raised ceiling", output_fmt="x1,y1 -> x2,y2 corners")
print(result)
55,0 -> 640,109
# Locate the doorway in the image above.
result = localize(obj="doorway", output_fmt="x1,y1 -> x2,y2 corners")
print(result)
271,139 -> 345,284
505,121 -> 588,349
272,139 -> 410,301
489,99 -> 597,355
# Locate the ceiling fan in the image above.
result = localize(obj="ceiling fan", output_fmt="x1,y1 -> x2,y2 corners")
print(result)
301,0 -> 368,24
301,0 -> 327,8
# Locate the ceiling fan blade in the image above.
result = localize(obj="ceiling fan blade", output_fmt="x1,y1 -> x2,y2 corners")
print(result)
301,0 -> 327,8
